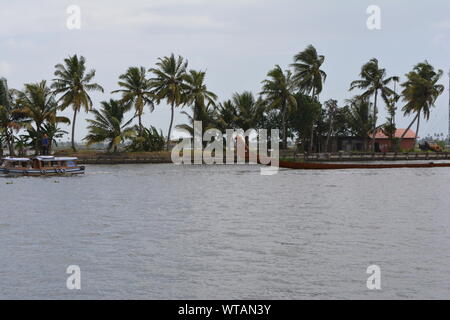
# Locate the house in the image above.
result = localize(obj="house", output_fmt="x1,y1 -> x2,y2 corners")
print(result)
370,129 -> 417,152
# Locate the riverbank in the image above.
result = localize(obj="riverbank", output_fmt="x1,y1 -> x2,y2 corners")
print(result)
51,150 -> 450,165
54,151 -> 172,164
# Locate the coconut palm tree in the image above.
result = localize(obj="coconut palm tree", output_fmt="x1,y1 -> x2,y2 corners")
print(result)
51,55 -> 104,151
84,99 -> 134,153
350,58 -> 398,151
15,80 -> 70,154
324,99 -> 338,152
149,54 -> 188,150
112,66 -> 154,132
260,65 -> 297,149
232,91 -> 265,132
215,100 -> 237,132
184,69 -> 217,123
0,78 -> 21,156
400,61 -> 445,147
291,45 -> 327,98
291,45 -> 327,152
345,96 -> 375,152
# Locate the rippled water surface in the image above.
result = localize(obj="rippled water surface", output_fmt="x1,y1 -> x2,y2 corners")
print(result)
1,164 -> 450,299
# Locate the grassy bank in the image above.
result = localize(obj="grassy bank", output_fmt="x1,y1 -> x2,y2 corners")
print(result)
54,150 -> 172,164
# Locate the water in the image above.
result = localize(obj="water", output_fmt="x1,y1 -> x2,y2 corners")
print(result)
1,164 -> 450,299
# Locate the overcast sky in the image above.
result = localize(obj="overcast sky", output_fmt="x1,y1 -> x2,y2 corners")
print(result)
1,0 -> 449,141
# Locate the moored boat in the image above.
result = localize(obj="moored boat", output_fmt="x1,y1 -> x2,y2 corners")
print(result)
0,156 -> 85,176
278,159 -> 450,170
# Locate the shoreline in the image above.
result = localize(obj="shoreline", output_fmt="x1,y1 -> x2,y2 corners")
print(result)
50,150 -> 450,165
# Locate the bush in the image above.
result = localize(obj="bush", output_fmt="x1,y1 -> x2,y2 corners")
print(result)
126,126 -> 165,152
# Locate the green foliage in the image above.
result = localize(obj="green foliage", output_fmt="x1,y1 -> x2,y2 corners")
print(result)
84,99 -> 134,152
126,126 -> 166,152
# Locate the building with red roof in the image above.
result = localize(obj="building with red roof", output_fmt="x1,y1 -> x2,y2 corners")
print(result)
369,129 -> 417,152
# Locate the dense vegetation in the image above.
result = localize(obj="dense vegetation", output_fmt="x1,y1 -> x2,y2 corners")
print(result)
0,46 -> 446,156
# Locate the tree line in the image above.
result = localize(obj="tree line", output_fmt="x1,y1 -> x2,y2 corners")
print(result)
0,45 -> 445,156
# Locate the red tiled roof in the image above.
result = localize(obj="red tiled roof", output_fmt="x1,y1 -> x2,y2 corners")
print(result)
371,129 -> 417,139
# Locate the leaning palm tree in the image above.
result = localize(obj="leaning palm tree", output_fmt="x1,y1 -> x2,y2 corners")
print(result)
260,65 -> 297,149
400,61 -> 445,147
350,58 -> 398,151
291,45 -> 327,152
51,55 -> 104,151
291,45 -> 327,99
84,99 -> 135,153
184,69 -> 217,123
149,54 -> 188,150
15,81 -> 70,154
112,66 -> 154,132
0,78 -> 22,155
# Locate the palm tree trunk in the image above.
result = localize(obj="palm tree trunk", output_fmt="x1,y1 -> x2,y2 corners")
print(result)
282,104 -> 287,149
399,113 -> 419,145
6,129 -> 14,156
414,111 -> 420,150
372,90 -> 378,152
71,109 -> 78,152
309,89 -> 316,153
138,114 -> 143,133
166,102 -> 175,150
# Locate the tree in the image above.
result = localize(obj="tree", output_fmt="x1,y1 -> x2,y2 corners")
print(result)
231,91 -> 265,132
0,78 -> 21,156
345,96 -> 375,151
84,99 -> 135,152
291,45 -> 327,152
350,58 -> 398,151
52,55 -> 104,151
291,45 -> 327,98
400,61 -> 445,147
15,80 -> 70,154
126,126 -> 165,152
289,93 -> 322,151
184,69 -> 217,122
324,99 -> 338,152
112,66 -> 154,132
149,54 -> 188,150
260,65 -> 297,149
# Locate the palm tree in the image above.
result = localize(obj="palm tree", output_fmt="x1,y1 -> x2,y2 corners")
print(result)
291,45 -> 327,152
400,61 -> 445,147
112,66 -> 154,132
0,78 -> 21,156
260,65 -> 297,149
15,80 -> 70,154
324,99 -> 338,152
345,96 -> 375,152
232,91 -> 265,132
215,100 -> 237,132
51,55 -> 104,151
291,45 -> 327,98
350,58 -> 398,151
84,99 -> 135,152
149,54 -> 188,150
184,69 -> 217,122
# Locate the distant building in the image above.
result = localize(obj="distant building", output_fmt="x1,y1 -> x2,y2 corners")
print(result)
370,129 -> 417,152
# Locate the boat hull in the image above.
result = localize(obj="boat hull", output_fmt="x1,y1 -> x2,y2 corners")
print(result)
1,167 -> 85,176
279,160 -> 450,170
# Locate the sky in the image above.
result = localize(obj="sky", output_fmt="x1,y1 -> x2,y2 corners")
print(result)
1,0 -> 450,142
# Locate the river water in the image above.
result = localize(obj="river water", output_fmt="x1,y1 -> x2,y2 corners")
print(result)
1,164 -> 449,299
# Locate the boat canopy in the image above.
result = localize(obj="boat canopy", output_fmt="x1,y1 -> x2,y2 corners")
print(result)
2,157 -> 30,162
34,156 -> 78,161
